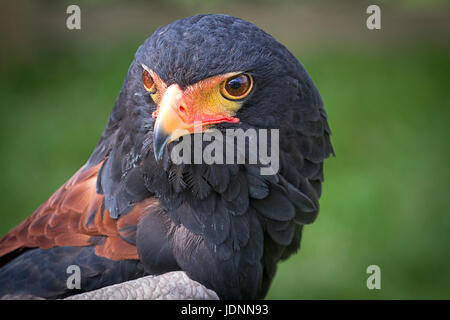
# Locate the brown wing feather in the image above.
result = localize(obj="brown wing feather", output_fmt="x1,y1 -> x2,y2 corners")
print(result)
0,162 -> 156,262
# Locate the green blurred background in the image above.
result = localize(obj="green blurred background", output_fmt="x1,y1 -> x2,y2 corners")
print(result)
0,0 -> 449,299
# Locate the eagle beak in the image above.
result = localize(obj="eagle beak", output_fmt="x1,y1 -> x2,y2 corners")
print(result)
153,84 -> 191,161
153,123 -> 173,162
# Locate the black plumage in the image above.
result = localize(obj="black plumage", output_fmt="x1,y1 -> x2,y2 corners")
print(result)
0,14 -> 333,299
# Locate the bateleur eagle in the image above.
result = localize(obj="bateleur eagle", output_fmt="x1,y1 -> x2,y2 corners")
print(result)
0,14 -> 334,300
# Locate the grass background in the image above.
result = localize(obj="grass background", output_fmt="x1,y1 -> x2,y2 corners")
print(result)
0,0 -> 449,299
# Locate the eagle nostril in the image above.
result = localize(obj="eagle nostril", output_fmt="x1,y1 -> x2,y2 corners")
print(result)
178,105 -> 187,117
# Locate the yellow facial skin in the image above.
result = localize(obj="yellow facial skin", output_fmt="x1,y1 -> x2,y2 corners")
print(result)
142,64 -> 253,160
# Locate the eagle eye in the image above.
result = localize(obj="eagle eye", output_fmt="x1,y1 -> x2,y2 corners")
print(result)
221,74 -> 253,100
142,70 -> 156,94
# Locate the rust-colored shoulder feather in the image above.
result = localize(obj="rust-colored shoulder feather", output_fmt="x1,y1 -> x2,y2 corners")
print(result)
0,162 -> 155,262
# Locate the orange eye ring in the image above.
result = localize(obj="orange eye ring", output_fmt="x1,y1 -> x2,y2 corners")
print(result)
220,73 -> 253,100
142,70 -> 157,94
